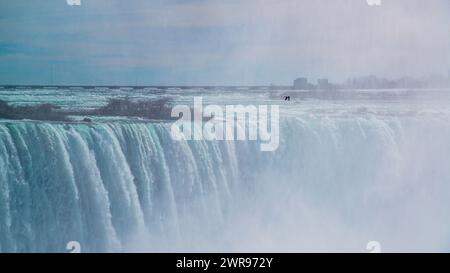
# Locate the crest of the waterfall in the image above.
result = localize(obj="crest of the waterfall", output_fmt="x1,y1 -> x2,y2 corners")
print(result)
1,114 -> 450,252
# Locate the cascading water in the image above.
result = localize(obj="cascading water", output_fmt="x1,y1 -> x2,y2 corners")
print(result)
1,114 -> 450,252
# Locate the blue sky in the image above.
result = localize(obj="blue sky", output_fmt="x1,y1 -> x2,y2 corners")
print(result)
0,0 -> 449,85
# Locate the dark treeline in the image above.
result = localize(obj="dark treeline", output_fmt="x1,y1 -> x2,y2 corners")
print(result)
0,97 -> 175,122
91,97 -> 173,119
0,100 -> 69,121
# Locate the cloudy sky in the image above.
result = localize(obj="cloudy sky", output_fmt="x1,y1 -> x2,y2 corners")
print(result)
0,0 -> 449,85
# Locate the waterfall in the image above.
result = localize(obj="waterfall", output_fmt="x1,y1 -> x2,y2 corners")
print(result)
1,115 -> 450,252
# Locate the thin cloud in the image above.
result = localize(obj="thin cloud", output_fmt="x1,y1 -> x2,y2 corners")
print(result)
0,0 -> 449,85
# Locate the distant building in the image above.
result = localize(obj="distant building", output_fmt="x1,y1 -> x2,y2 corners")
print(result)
317,79 -> 331,90
293,77 -> 309,90
447,70 -> 450,87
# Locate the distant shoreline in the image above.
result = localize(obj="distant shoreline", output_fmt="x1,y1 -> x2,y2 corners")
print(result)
1,85 -> 450,91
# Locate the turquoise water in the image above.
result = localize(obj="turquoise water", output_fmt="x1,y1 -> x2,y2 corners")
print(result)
1,88 -> 450,252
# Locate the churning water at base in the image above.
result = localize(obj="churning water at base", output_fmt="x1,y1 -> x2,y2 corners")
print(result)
1,114 -> 450,252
